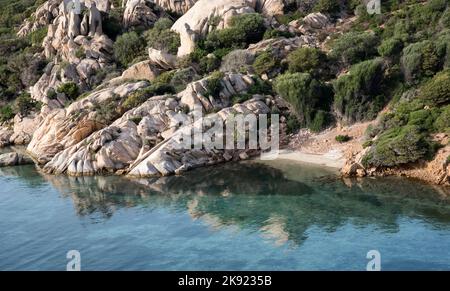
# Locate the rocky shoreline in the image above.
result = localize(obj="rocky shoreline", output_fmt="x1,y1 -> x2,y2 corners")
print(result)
0,0 -> 448,187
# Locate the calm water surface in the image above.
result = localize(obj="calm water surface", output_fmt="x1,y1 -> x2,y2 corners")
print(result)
0,155 -> 449,270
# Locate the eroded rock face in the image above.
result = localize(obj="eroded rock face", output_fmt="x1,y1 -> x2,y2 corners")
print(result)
27,81 -> 149,164
33,1 -> 114,106
123,0 -> 165,28
256,0 -> 285,16
0,152 -> 33,167
10,113 -> 43,146
40,73 -> 273,176
154,0 -> 198,15
172,0 -> 258,57
128,96 -> 272,177
18,0 -> 63,37
301,12 -> 331,30
148,48 -> 178,70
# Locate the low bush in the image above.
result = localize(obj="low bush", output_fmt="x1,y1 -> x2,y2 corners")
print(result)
287,47 -> 327,76
57,82 -> 79,100
0,104 -> 14,121
378,37 -> 404,58
434,105 -> 450,133
335,135 -> 352,143
203,13 -> 266,52
253,51 -> 278,75
14,92 -> 40,115
313,0 -> 340,14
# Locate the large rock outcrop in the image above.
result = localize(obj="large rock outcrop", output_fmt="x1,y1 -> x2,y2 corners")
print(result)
39,73 -> 276,176
27,81 -> 149,164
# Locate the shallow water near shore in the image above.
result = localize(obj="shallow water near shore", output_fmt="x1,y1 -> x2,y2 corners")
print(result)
0,158 -> 449,270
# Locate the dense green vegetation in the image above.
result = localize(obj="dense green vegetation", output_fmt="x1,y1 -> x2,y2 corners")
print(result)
274,72 -> 333,132
0,0 -> 46,121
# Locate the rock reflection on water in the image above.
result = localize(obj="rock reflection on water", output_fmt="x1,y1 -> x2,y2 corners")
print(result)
1,161 -> 450,247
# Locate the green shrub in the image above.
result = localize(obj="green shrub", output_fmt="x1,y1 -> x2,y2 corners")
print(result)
286,114 -> 300,134
144,18 -> 180,55
287,47 -> 327,76
113,32 -> 145,66
247,76 -> 273,95
434,105 -> 450,133
330,32 -> 379,66
335,135 -> 352,143
313,0 -> 340,14
362,140 -> 374,148
253,51 -> 278,75
263,29 -> 294,40
401,41 -> 443,84
29,26 -> 47,46
206,71 -> 224,98
203,13 -> 266,52
75,47 -> 85,59
417,70 -> 450,106
333,58 -> 386,123
275,72 -> 333,131
378,37 -> 403,57
57,82 -> 79,100
309,110 -> 332,132
362,125 -> 432,167
14,92 -> 40,115
0,104 -> 14,121
129,116 -> 142,125
46,88 -> 57,100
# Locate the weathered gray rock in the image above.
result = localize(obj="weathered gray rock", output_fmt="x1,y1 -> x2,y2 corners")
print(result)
123,0 -> 166,28
301,12 -> 331,30
128,96 -> 272,177
0,128 -> 13,147
121,60 -> 161,81
18,0 -> 62,37
172,0 -> 257,56
0,152 -> 33,167
156,0 -> 197,14
148,48 -> 177,70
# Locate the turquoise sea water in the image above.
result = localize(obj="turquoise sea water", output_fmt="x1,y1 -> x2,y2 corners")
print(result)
0,158 -> 449,271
